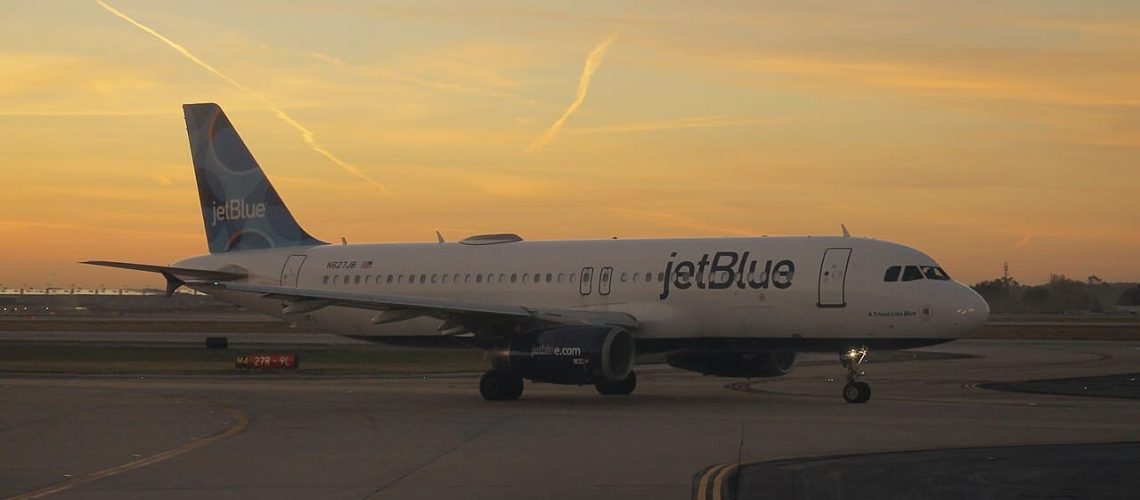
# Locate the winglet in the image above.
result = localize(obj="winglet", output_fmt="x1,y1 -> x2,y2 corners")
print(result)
841,224 -> 850,238
436,230 -> 446,244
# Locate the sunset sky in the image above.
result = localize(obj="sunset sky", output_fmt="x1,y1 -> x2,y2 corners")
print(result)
2,0 -> 1138,288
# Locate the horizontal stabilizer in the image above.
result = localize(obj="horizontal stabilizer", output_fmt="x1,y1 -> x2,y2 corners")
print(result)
81,261 -> 247,296
81,261 -> 247,281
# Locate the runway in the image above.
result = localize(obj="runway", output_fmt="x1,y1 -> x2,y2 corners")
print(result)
2,339 -> 1138,500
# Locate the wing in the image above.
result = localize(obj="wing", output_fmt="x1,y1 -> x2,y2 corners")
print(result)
193,281 -> 640,334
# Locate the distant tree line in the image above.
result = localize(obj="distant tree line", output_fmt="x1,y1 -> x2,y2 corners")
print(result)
972,274 -> 1140,314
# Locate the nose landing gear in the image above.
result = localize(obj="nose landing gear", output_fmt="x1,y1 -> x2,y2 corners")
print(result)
840,347 -> 872,404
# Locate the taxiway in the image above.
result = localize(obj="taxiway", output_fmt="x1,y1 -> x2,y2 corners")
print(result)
2,339 -> 1138,499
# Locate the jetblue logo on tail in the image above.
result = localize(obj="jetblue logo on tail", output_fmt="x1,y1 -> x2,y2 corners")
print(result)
211,199 -> 267,227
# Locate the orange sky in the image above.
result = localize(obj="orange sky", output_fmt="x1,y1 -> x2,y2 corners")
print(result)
2,1 -> 1139,288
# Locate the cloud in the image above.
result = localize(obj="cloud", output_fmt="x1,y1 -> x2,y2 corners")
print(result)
468,175 -> 552,198
0,52 -> 142,95
306,51 -> 536,106
607,207 -> 757,236
95,0 -> 388,194
566,115 -> 771,135
526,34 -> 618,153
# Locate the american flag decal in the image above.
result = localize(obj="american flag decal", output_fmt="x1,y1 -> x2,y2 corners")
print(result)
361,261 -> 373,269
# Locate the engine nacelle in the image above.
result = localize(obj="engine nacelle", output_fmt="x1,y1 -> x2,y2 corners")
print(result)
492,326 -> 635,385
666,351 -> 797,378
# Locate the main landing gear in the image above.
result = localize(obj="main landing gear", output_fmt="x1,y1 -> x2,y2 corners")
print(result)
840,347 -> 872,404
479,371 -> 640,400
480,371 -> 524,401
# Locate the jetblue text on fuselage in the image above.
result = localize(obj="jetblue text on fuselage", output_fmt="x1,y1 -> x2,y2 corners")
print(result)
210,199 -> 267,227
660,251 -> 795,300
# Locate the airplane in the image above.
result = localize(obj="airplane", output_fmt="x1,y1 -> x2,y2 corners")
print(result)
85,103 -> 989,403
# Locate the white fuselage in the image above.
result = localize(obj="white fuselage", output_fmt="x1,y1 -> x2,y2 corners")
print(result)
176,235 -> 988,350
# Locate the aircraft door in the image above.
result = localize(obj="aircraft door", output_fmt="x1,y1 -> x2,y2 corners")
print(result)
598,267 -> 613,296
280,255 -> 307,287
818,248 -> 851,307
579,267 -> 594,295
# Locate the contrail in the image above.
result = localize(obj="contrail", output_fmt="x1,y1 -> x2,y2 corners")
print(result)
525,34 -> 617,153
94,0 -> 387,193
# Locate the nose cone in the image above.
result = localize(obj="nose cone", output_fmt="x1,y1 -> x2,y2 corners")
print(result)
951,284 -> 989,336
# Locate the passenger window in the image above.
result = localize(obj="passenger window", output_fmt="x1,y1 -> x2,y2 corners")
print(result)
557,273 -> 564,282
546,273 -> 553,283
902,266 -> 924,282
431,274 -> 438,284
657,272 -> 665,282
386,275 -> 394,284
533,273 -> 540,283
632,273 -> 639,283
323,275 -> 330,285
511,273 -> 518,283
365,275 -> 371,285
464,274 -> 471,283
620,272 -> 628,282
442,274 -> 449,284
500,273 -> 507,283
453,274 -> 460,283
354,275 -> 361,285
476,273 -> 483,283
884,266 -> 901,282
676,270 -> 691,285
397,274 -> 404,284
522,273 -> 529,283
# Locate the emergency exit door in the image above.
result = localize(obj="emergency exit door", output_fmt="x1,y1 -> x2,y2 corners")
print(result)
598,267 -> 613,296
579,267 -> 594,295
818,248 -> 851,307
280,255 -> 307,287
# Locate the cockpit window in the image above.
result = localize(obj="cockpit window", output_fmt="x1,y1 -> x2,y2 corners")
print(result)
884,266 -> 901,282
922,266 -> 951,281
901,265 -> 924,281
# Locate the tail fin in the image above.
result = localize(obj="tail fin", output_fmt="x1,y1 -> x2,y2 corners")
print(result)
183,103 -> 326,253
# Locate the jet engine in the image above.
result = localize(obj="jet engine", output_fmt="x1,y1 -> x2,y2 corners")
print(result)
665,350 -> 797,378
492,326 -> 635,385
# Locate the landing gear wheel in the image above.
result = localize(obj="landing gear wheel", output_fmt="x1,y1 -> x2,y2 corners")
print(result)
480,371 -> 524,401
839,347 -> 871,403
843,381 -> 871,404
595,371 -> 637,396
